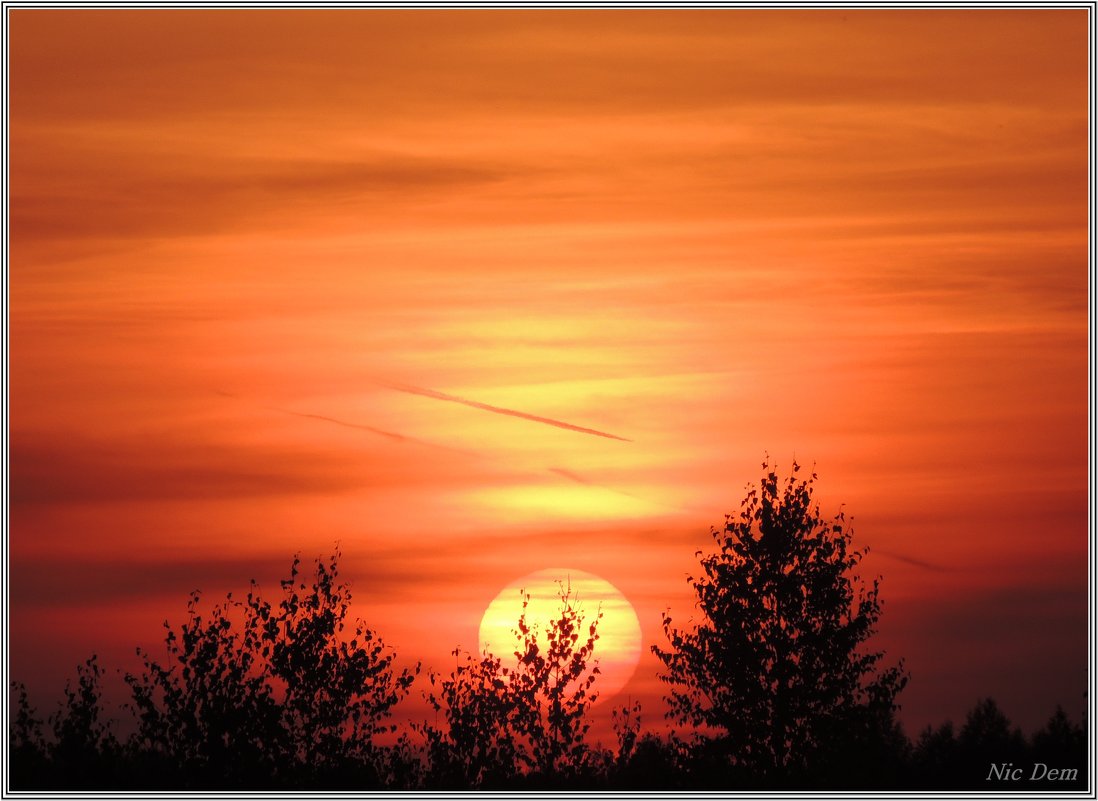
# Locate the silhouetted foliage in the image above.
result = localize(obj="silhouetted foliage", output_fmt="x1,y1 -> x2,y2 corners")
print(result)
955,697 -> 1028,786
421,581 -> 603,789
911,720 -> 960,787
124,588 -> 282,787
1030,705 -> 1087,788
611,698 -> 642,767
1033,704 -> 1086,761
608,701 -> 688,790
10,656 -> 122,789
612,732 -> 685,789
123,551 -> 417,789
653,460 -> 909,786
262,554 -> 418,785
9,682 -> 48,789
52,656 -> 121,788
909,698 -> 1088,790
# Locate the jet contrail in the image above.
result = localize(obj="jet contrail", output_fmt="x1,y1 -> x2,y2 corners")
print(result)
383,382 -> 633,442
266,407 -> 408,442
873,548 -> 950,573
548,467 -> 593,484
264,406 -> 481,455
548,465 -> 703,514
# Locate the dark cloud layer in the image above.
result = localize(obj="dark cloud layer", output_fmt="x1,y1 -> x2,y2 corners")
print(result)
12,154 -> 513,243
10,432 -> 365,506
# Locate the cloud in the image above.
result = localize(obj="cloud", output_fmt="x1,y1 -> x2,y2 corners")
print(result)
8,542 -> 505,609
11,153 -> 513,244
872,548 -> 951,573
9,431 -> 366,506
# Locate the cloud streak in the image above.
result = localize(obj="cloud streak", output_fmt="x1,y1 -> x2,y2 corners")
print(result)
9,433 -> 364,506
267,406 -> 409,442
268,406 -> 474,455
872,548 -> 952,573
383,382 -> 633,442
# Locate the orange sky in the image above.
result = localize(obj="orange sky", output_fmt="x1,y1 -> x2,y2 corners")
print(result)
8,8 -> 1090,739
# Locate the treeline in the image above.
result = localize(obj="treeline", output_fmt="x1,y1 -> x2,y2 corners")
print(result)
8,464 -> 1089,790
7,558 -> 1088,791
8,665 -> 1090,791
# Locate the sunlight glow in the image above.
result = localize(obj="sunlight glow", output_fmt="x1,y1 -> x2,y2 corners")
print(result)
464,484 -> 669,522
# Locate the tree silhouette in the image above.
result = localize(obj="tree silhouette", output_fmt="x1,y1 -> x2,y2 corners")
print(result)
653,459 -> 908,785
910,720 -> 959,788
1030,705 -> 1086,788
909,698 -> 1086,789
9,682 -> 48,788
8,657 -> 122,789
7,540 -> 1086,790
951,697 -> 1028,788
422,581 -> 603,789
124,551 -> 417,789
125,588 -> 281,787
258,554 -> 419,785
49,656 -> 120,787
421,649 -> 522,788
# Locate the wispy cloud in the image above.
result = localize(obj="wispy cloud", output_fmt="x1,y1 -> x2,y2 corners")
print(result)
383,381 -> 632,442
9,432 -> 364,506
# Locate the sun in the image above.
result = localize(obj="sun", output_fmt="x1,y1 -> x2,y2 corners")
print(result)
478,568 -> 643,702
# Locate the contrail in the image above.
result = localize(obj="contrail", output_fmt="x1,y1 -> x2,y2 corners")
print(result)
266,407 -> 409,442
214,389 -> 463,452
270,408 -> 476,452
265,406 -> 473,455
548,467 -> 593,484
872,548 -> 950,573
548,466 -> 702,515
383,382 -> 632,442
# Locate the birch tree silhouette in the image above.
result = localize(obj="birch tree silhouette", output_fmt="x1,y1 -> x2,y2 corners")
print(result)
422,582 -> 603,789
653,460 -> 908,785
124,552 -> 417,788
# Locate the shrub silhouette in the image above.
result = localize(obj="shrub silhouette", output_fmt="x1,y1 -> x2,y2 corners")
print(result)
610,698 -> 642,767
422,581 -> 602,789
9,682 -> 48,788
124,551 -> 417,789
9,657 -> 121,789
653,459 -> 908,786
48,656 -> 121,788
608,701 -> 688,790
611,732 -> 684,790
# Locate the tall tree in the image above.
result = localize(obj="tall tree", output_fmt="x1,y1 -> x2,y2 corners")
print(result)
653,460 -> 908,784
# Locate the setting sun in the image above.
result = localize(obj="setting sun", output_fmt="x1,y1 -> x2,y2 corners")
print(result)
478,568 -> 643,702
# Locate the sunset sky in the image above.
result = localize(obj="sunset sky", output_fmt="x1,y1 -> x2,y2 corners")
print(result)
8,8 -> 1090,740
